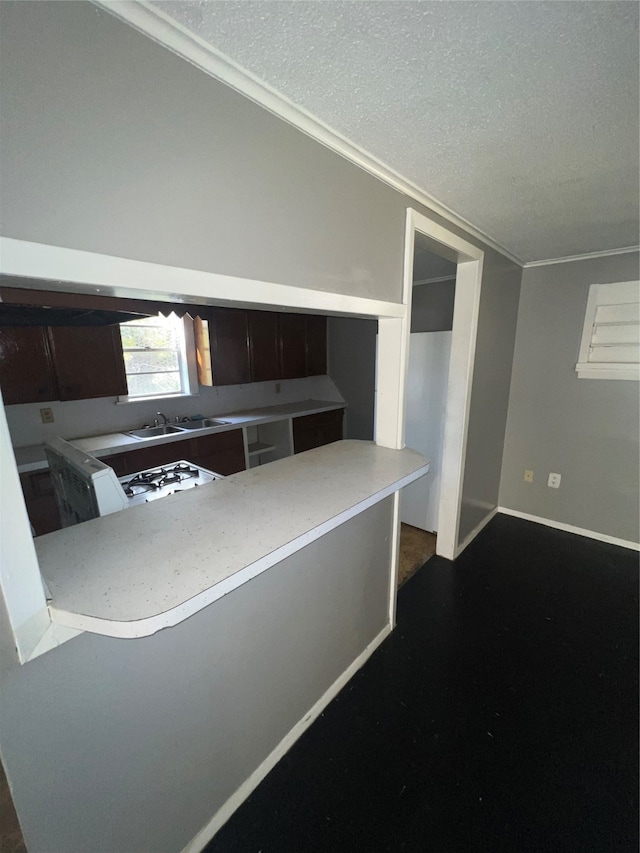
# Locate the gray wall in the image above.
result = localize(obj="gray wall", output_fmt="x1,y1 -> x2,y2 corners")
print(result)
411,280 -> 456,333
0,500 -> 393,853
499,251 -> 640,543
0,1 -> 406,303
457,251 -> 522,541
327,318 -> 377,440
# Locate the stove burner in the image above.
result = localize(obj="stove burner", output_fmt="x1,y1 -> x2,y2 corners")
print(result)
122,464 -> 201,497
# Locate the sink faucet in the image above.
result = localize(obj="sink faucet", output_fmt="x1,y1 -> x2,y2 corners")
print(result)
154,412 -> 168,427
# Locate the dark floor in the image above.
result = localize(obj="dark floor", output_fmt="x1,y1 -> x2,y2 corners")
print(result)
205,515 -> 639,853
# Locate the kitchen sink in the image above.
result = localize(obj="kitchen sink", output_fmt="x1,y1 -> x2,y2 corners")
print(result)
175,419 -> 229,430
127,425 -> 186,439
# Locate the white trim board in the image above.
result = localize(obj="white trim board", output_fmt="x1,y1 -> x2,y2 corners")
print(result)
524,246 -> 640,268
0,237 -> 404,320
403,210 -> 484,561
91,0 -> 523,268
180,623 -> 391,853
498,508 -> 640,552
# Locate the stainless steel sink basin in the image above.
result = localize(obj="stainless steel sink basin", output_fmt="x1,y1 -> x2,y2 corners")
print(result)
175,419 -> 229,430
127,425 -> 186,439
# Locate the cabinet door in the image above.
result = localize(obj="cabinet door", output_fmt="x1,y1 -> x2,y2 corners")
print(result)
211,309 -> 251,386
292,409 -> 344,454
305,315 -> 327,376
20,470 -> 62,536
0,326 -> 57,404
279,314 -> 307,380
48,326 -> 127,400
189,429 -> 246,476
248,311 -> 279,382
102,451 -> 133,477
119,440 -> 196,474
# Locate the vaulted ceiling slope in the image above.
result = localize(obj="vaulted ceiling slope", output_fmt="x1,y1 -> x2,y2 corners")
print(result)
148,0 -> 639,264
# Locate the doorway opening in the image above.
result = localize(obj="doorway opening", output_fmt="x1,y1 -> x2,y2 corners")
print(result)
399,241 -> 457,584
398,209 -> 484,573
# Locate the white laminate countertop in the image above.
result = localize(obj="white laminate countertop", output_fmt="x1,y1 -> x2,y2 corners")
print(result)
13,399 -> 345,471
35,441 -> 429,639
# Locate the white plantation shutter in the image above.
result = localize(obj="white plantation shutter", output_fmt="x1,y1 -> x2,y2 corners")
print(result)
576,281 -> 640,380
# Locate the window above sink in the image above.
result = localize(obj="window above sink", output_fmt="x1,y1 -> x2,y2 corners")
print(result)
118,313 -> 203,403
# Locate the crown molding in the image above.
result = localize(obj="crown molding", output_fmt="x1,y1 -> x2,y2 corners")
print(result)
524,245 -> 640,268
91,0 -> 524,268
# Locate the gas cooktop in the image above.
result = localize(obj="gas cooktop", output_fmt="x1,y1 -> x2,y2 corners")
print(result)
118,461 -> 221,507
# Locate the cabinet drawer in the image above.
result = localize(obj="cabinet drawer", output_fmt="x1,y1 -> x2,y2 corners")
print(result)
293,409 -> 343,431
292,409 -> 344,454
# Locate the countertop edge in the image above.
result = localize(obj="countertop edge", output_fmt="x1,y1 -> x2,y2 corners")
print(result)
46,455 -> 429,639
14,399 -> 346,471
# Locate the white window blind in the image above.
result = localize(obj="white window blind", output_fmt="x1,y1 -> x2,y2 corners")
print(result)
576,280 -> 640,380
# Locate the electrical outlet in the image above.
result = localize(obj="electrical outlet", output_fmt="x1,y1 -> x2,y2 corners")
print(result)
547,472 -> 561,489
40,407 -> 54,424
275,382 -> 281,394
524,469 -> 534,483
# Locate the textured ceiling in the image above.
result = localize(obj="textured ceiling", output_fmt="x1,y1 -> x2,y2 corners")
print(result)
152,0 -> 639,263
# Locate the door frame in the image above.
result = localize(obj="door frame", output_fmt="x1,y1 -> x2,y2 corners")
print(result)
402,209 -> 484,560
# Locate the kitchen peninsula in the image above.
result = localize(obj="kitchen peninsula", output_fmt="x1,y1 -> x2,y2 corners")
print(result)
36,440 -> 429,638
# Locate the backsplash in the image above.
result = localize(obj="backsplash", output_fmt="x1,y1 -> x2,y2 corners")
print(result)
4,375 -> 343,448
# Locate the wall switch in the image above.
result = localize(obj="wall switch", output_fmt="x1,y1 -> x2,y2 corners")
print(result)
524,469 -> 534,483
547,472 -> 561,489
40,407 -> 54,424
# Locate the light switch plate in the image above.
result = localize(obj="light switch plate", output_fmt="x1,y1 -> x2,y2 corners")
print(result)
547,472 -> 561,489
40,407 -> 54,424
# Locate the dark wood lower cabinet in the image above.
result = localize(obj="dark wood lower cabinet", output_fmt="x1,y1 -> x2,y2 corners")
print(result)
20,470 -> 61,536
187,430 -> 246,476
292,409 -> 344,454
105,428 -> 246,479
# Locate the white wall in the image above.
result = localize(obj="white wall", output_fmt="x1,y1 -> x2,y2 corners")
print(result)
499,251 -> 640,543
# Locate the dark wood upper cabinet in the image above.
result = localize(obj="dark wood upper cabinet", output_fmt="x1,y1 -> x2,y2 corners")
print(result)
305,315 -> 327,376
0,326 -> 58,405
210,308 -> 251,386
278,314 -> 307,381
48,326 -> 127,401
248,310 -> 279,383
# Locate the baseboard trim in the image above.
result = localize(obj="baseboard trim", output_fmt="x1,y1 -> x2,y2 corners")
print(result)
180,623 -> 393,853
453,507 -> 498,558
497,507 -> 640,551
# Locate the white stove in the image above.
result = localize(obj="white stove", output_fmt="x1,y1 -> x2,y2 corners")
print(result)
45,437 -> 222,527
119,461 -> 219,508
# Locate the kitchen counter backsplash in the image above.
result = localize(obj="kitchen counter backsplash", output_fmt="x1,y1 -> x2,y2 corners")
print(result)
4,375 -> 343,449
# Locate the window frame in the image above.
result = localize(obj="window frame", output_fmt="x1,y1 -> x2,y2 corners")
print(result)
118,313 -> 200,403
575,280 -> 640,381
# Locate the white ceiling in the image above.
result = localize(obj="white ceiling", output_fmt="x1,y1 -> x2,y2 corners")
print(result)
151,0 -> 639,264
